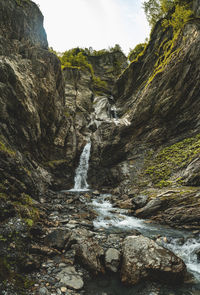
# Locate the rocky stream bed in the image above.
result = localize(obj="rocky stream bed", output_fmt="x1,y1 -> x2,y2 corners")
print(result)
5,189 -> 198,295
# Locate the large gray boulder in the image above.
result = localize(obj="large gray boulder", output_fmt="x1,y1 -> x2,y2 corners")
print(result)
67,228 -> 105,274
121,235 -> 186,285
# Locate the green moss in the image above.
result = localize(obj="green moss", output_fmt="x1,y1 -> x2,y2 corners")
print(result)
15,0 -> 30,6
155,180 -> 173,188
145,3 -> 193,88
0,257 -> 10,280
92,76 -> 108,90
0,257 -> 34,294
0,192 -> 7,200
25,218 -> 34,227
145,133 -> 200,186
0,139 -> 16,156
0,235 -> 7,242
23,167 -> 31,176
45,159 -> 67,169
146,30 -> 181,87
13,193 -> 39,226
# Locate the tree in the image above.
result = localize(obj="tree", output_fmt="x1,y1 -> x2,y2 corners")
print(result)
143,0 -> 193,27
143,0 -> 163,27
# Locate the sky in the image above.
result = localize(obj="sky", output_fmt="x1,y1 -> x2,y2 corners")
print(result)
34,0 -> 150,55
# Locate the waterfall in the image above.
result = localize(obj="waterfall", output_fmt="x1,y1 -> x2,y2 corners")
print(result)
70,142 -> 91,192
111,106 -> 118,119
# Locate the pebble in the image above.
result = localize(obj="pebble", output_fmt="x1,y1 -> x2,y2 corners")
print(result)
39,286 -> 49,295
61,287 -> 67,292
59,263 -> 67,268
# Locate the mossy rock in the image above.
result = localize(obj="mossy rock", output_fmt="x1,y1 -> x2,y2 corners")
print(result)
144,133 -> 200,186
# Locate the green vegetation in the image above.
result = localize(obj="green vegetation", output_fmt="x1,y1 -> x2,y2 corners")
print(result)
145,1 -> 193,87
128,43 -> 147,62
15,0 -> 30,6
45,159 -> 67,169
0,257 -> 34,294
50,45 -> 125,89
143,0 -> 193,27
145,134 -> 200,187
0,137 -> 16,156
13,193 -> 39,226
92,76 -> 107,90
162,4 -> 193,31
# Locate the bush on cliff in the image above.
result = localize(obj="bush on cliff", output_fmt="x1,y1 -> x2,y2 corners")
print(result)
143,0 -> 193,27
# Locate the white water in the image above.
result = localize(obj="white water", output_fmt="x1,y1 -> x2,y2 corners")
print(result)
92,194 -> 200,282
70,142 -> 91,192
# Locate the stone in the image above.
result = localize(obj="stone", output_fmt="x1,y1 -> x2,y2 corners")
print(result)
115,199 -> 133,209
135,198 -> 166,218
92,190 -> 100,196
132,194 -> 148,209
182,157 -> 200,186
44,229 -> 70,250
56,266 -> 84,290
121,235 -> 186,285
39,287 -> 49,295
105,248 -> 121,272
72,236 -> 104,274
60,286 -> 67,293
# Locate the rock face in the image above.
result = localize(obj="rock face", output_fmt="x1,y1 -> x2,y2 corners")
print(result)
0,0 -> 66,197
89,8 -> 200,197
0,0 -> 68,291
121,235 -> 186,285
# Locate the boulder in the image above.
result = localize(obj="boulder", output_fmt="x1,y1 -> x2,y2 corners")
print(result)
56,266 -> 84,290
67,228 -> 105,274
121,235 -> 186,285
44,229 -> 70,250
105,248 -> 121,272
132,194 -> 148,209
135,197 -> 166,218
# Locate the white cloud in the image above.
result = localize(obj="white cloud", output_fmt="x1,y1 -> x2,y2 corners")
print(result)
34,0 -> 150,55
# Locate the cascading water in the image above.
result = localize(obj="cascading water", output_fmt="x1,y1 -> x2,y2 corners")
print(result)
111,106 -> 118,119
91,194 -> 200,293
70,141 -> 91,192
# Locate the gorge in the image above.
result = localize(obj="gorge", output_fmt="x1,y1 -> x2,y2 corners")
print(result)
0,0 -> 200,294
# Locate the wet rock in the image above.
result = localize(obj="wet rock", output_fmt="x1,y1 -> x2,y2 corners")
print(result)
66,228 -> 105,274
182,157 -> 200,186
92,190 -> 100,196
56,266 -> 84,290
73,236 -> 104,274
44,229 -> 70,250
121,235 -> 186,285
135,198 -> 166,218
196,249 -> 200,262
132,194 -> 148,209
115,198 -> 133,209
39,287 -> 49,295
105,248 -> 121,272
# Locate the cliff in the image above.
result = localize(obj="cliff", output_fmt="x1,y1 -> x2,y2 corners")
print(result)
89,6 -> 200,186
0,0 -> 67,291
1,0 -> 200,293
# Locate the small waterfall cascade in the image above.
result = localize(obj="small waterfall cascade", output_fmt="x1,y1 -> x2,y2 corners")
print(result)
91,194 -> 200,284
111,106 -> 118,119
70,141 -> 91,192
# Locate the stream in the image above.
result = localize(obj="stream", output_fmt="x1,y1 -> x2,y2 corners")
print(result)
85,193 -> 200,295
68,142 -> 200,294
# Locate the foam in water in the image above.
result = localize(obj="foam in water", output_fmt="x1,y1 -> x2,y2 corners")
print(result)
91,195 -> 200,281
70,142 -> 91,192
163,237 -> 200,280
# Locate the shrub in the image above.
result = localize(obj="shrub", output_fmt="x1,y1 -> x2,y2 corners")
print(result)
128,43 -> 147,62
